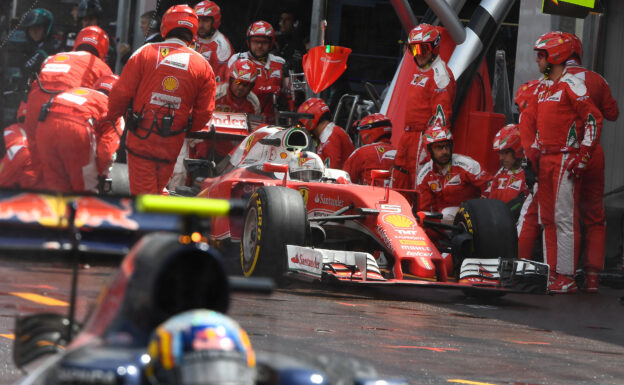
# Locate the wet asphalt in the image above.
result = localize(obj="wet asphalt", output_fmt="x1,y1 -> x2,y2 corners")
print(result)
0,258 -> 623,385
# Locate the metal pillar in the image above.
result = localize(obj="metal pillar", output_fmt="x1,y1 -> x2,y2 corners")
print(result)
389,0 -> 418,33
447,0 -> 517,117
423,0 -> 466,44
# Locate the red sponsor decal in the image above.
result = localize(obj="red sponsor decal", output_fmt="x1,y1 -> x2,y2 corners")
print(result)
291,252 -> 320,269
74,197 -> 139,230
0,194 -> 57,224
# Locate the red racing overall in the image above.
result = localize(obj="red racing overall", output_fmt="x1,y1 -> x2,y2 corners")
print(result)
107,38 -> 216,194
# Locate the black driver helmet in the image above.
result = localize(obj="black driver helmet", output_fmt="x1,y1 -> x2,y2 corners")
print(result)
22,8 -> 54,41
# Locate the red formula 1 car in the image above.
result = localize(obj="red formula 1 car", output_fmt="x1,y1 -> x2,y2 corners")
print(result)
197,125 -> 548,296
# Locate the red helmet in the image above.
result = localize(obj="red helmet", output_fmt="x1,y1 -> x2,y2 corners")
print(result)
514,79 -> 540,114
493,124 -> 523,158
194,1 -> 221,29
533,31 -> 573,65
423,123 -> 453,146
160,4 -> 198,39
246,20 -> 275,48
356,113 -> 392,145
230,58 -> 257,83
94,74 -> 119,95
563,32 -> 582,61
74,26 -> 109,60
407,23 -> 441,56
297,98 -> 329,132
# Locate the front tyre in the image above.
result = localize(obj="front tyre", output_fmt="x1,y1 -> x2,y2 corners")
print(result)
453,198 -> 518,262
454,198 -> 517,299
240,187 -> 307,280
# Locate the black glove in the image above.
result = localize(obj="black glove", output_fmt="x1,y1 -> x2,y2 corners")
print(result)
522,158 -> 538,190
24,49 -> 48,75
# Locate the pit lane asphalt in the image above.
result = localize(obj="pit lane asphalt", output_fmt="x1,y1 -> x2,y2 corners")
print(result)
0,258 -> 623,385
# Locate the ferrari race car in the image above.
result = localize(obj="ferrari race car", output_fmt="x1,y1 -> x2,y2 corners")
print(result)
196,125 -> 549,295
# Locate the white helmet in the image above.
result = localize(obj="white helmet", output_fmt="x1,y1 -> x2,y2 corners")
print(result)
289,151 -> 325,182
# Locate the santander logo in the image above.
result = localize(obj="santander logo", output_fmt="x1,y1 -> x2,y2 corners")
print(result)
291,252 -> 320,269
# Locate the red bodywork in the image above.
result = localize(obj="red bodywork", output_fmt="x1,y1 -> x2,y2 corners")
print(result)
195,126 -> 493,289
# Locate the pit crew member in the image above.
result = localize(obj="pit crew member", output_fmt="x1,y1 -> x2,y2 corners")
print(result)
18,9 -> 62,87
416,124 -> 491,223
228,21 -> 285,124
0,112 -> 37,189
193,1 -> 233,83
514,79 -> 544,262
343,113 -> 395,185
190,58 -> 261,163
520,31 -> 603,293
215,58 -> 261,115
484,124 -> 529,220
563,32 -> 619,293
297,97 -> 354,169
106,4 -> 216,195
23,25 -> 112,182
35,74 -> 121,193
391,23 -> 456,190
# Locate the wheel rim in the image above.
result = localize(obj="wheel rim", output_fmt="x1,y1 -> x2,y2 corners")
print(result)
242,206 -> 258,265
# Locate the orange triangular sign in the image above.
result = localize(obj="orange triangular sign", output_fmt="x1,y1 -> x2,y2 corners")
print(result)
303,45 -> 352,94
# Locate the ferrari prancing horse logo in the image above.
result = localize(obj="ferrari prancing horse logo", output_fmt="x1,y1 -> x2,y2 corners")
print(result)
298,187 -> 309,206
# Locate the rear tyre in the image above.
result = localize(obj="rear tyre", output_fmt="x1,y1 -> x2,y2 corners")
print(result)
240,187 -> 307,280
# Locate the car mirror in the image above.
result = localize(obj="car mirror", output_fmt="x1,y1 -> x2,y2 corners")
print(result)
415,211 -> 443,223
370,170 -> 391,186
262,163 -> 289,186
263,163 -> 289,174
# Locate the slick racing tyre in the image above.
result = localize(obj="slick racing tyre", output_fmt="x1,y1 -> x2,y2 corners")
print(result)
110,162 -> 130,195
454,199 -> 517,300
240,186 -> 307,280
453,198 -> 518,262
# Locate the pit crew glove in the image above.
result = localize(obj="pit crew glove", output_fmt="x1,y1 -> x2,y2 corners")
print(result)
521,158 -> 538,190
24,49 -> 48,75
566,146 -> 591,179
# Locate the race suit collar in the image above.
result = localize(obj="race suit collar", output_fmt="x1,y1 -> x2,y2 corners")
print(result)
164,37 -> 190,46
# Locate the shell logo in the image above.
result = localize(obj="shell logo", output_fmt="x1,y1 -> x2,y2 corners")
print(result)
280,152 -> 287,159
73,89 -> 89,95
383,214 -> 414,228
162,76 -> 179,92
55,55 -> 69,62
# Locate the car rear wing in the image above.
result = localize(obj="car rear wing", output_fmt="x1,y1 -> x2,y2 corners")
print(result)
0,189 -> 240,257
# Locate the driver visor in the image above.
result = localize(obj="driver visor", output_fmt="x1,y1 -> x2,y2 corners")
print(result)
409,43 -> 431,57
